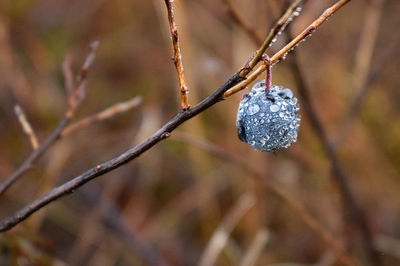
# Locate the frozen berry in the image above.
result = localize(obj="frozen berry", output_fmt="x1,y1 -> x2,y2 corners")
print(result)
236,80 -> 301,151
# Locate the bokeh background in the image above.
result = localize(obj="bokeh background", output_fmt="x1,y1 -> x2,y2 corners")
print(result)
0,0 -> 400,265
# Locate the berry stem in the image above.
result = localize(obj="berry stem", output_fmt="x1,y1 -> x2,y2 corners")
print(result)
262,55 -> 272,94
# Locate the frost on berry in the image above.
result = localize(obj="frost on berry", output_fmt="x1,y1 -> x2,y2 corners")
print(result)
236,80 -> 301,152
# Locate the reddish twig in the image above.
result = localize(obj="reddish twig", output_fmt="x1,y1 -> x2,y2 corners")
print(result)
164,0 -> 190,110
262,55 -> 272,93
14,105 -> 39,150
0,40 -> 99,196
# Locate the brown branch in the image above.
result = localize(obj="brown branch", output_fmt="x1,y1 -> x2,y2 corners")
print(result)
14,105 -> 39,150
0,1 -> 352,233
61,96 -> 143,137
0,40 -> 99,196
237,0 -> 303,78
164,0 -> 190,110
288,53 -> 381,266
224,0 -> 351,98
66,39 -> 99,119
172,132 -> 357,266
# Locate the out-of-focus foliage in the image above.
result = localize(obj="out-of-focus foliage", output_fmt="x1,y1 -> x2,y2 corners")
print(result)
0,0 -> 399,265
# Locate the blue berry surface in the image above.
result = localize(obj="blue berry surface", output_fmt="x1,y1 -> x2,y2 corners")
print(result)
236,80 -> 301,151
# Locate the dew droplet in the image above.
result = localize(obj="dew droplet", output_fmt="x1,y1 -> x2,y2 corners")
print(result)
248,104 -> 260,115
270,105 -> 280,112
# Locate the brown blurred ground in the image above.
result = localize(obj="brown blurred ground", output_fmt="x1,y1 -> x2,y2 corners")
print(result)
0,0 -> 400,265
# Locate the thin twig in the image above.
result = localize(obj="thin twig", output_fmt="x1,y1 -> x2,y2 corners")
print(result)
0,1 -> 351,232
224,0 -> 351,98
238,0 -> 303,78
199,193 -> 256,266
62,55 -> 74,96
172,132 -> 357,266
225,0 -> 263,45
164,0 -> 190,110
61,96 -> 142,137
0,40 -> 99,196
66,39 -> 99,119
14,105 -> 39,150
239,228 -> 270,266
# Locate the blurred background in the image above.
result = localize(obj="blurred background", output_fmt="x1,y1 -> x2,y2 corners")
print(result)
0,0 -> 399,265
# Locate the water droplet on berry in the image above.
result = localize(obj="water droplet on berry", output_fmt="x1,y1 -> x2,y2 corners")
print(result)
248,104 -> 260,115
270,105 -> 280,112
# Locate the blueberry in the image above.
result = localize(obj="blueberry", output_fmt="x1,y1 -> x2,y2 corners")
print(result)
236,80 -> 301,151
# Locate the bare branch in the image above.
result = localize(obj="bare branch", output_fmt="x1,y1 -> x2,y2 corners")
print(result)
66,39 -> 99,119
199,193 -> 256,266
164,0 -> 190,110
0,40 -> 99,196
288,53 -> 381,265
14,105 -> 39,150
238,0 -> 303,78
239,229 -> 269,266
0,1 -> 352,237
61,96 -> 142,137
224,0 -> 351,98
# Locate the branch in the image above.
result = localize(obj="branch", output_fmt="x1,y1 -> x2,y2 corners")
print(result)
223,1 -> 380,264
237,0 -> 303,78
0,40 -> 99,196
61,96 -> 143,137
14,105 -> 39,150
164,0 -> 190,110
288,53 -> 381,266
224,0 -> 351,98
0,0 -> 352,233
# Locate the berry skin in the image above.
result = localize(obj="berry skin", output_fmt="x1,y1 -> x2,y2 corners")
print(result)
236,80 -> 301,152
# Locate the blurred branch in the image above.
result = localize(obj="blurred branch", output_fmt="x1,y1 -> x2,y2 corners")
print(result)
199,193 -> 256,266
164,0 -> 190,109
14,105 -> 39,150
61,96 -> 142,137
225,0 -> 263,45
62,55 -> 74,95
224,0 -> 351,97
172,132 -> 356,266
239,228 -> 270,266
0,1 -> 352,233
375,234 -> 400,260
0,40 -> 99,196
223,2 -> 379,264
333,0 -> 385,147
288,54 -> 380,266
